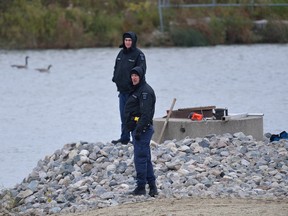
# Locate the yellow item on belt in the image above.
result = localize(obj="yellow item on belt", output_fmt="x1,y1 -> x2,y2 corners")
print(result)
134,117 -> 139,122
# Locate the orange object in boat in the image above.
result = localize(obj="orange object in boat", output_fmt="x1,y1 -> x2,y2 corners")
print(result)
191,112 -> 203,121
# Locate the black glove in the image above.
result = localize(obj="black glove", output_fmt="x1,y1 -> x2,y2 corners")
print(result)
135,130 -> 141,141
126,121 -> 136,132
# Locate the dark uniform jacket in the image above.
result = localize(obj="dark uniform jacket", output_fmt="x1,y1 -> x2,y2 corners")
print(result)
125,66 -> 156,133
112,32 -> 146,93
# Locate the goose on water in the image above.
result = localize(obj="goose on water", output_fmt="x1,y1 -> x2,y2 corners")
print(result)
11,56 -> 29,69
35,65 -> 52,73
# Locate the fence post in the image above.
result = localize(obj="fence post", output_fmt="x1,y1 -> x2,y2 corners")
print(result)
158,0 -> 164,32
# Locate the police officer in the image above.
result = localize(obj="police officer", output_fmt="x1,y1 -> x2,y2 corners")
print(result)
125,66 -> 158,197
112,31 -> 146,145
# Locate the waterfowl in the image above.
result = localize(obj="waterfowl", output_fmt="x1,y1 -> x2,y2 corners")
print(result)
11,56 -> 29,69
35,65 -> 52,73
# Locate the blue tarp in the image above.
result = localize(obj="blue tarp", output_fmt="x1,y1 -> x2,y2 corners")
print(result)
270,131 -> 288,142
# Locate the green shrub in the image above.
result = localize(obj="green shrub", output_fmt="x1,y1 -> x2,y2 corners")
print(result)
262,20 -> 288,43
170,26 -> 209,46
223,13 -> 254,44
122,2 -> 158,35
207,17 -> 226,45
89,12 -> 123,47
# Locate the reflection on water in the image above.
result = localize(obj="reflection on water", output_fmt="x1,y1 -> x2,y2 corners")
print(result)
1,44 -> 288,188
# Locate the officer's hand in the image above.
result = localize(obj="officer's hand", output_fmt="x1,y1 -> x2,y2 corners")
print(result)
126,121 -> 136,132
135,130 -> 141,140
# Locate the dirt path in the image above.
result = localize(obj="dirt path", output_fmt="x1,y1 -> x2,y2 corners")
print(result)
61,197 -> 288,216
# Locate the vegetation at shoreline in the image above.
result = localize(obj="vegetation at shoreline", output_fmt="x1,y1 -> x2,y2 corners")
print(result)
0,0 -> 288,49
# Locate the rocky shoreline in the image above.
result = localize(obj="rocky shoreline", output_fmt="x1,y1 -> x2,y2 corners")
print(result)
0,132 -> 287,215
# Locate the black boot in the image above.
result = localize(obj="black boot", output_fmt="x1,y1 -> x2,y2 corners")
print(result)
149,182 -> 158,197
130,185 -> 146,196
111,139 -> 130,144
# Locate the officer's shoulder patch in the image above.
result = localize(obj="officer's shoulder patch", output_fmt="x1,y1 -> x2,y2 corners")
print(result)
140,53 -> 145,61
142,92 -> 148,100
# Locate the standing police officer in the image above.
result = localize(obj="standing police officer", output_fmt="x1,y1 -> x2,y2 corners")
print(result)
125,66 -> 158,197
112,31 -> 146,145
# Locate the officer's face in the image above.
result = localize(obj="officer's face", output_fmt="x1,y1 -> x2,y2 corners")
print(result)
124,38 -> 132,49
131,74 -> 140,85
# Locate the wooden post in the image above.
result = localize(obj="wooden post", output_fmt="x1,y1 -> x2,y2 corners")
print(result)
157,98 -> 176,144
